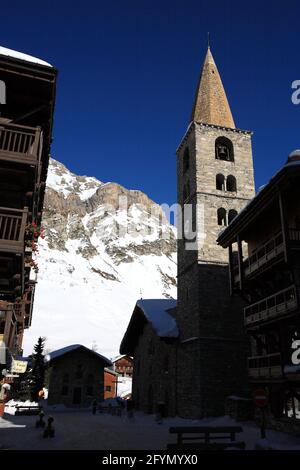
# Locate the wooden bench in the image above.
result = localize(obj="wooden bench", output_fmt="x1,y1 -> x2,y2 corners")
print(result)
167,426 -> 245,450
15,405 -> 42,416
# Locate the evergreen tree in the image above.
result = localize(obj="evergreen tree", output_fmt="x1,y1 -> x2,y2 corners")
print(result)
29,337 -> 46,401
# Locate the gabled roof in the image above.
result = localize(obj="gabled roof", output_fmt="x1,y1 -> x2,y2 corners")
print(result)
120,299 -> 178,356
104,367 -> 120,376
112,354 -> 133,363
0,46 -> 52,68
45,344 -> 112,366
190,47 -> 235,128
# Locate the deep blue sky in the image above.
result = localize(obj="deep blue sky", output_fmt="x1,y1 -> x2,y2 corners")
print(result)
1,0 -> 299,205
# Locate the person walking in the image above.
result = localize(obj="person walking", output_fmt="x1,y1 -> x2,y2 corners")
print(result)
92,399 -> 97,415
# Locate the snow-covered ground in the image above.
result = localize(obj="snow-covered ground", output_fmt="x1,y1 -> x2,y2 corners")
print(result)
1,410 -> 300,450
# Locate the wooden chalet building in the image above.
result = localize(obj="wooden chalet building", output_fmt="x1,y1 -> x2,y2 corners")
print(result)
0,47 -> 56,368
112,355 -> 133,377
218,150 -> 300,429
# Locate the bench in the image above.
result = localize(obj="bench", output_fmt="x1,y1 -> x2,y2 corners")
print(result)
99,405 -> 122,416
167,426 -> 245,450
15,405 -> 42,416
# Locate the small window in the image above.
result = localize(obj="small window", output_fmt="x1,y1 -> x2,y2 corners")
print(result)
216,174 -> 225,191
226,175 -> 237,192
217,208 -> 227,226
61,385 -> 68,396
75,364 -> 83,379
87,373 -> 94,384
215,137 -> 234,162
228,209 -> 238,224
105,385 -> 111,392
62,373 -> 69,384
164,355 -> 169,373
183,148 -> 190,173
86,386 -> 94,396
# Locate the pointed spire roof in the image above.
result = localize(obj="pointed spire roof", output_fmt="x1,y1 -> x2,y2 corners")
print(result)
190,46 -> 235,128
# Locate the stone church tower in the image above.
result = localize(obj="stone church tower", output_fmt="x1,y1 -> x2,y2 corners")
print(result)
176,46 -> 255,417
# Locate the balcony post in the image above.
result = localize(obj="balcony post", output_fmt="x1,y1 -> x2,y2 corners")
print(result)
228,243 -> 234,295
237,234 -> 244,290
278,191 -> 289,263
31,126 -> 42,160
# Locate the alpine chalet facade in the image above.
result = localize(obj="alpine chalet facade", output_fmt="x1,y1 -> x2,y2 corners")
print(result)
218,150 -> 300,429
0,47 -> 56,368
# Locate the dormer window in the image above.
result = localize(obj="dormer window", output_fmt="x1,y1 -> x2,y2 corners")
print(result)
215,137 -> 234,162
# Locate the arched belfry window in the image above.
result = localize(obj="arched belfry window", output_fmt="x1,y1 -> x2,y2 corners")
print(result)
217,208 -> 227,226
216,174 -> 225,191
228,209 -> 238,224
226,175 -> 237,192
183,147 -> 190,173
215,137 -> 234,162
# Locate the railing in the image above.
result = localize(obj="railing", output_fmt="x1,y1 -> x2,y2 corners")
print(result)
289,228 -> 300,242
0,122 -> 42,164
248,352 -> 282,378
233,229 -> 300,284
244,232 -> 284,276
244,285 -> 297,326
0,207 -> 28,252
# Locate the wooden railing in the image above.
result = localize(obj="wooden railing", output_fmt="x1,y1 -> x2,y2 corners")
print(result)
233,229 -> 300,284
244,285 -> 297,327
289,228 -> 300,242
0,122 -> 42,164
0,207 -> 28,252
248,352 -> 282,379
244,232 -> 284,276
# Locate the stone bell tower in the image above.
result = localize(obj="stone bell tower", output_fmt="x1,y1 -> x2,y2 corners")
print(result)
176,46 -> 255,418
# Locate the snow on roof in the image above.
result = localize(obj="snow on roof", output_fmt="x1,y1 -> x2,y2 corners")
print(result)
0,46 -> 52,67
111,354 -> 133,363
45,344 -> 112,366
136,299 -> 178,338
104,367 -> 119,376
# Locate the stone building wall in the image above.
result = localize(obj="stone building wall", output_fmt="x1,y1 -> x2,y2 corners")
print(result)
176,264 -> 250,418
47,349 -> 105,407
175,121 -> 255,418
132,323 -> 177,417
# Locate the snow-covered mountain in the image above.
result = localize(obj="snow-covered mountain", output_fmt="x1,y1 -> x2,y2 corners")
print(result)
23,159 -> 177,358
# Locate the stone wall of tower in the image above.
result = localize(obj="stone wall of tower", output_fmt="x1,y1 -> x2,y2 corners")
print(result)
175,122 -> 255,418
176,264 -> 250,418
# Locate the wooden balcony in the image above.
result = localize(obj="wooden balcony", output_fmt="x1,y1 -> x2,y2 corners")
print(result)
0,122 -> 42,166
233,232 -> 284,283
0,207 -> 28,253
244,285 -> 298,327
248,352 -> 282,379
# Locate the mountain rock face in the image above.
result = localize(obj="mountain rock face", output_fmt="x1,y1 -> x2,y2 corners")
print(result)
23,159 -> 177,358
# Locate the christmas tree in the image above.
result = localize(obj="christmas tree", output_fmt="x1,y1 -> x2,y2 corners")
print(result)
29,337 -> 46,401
